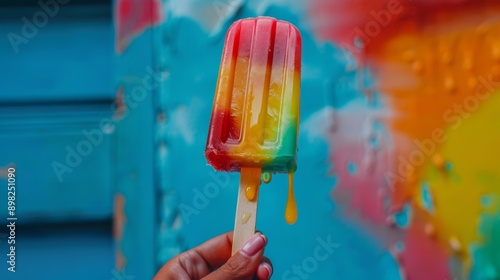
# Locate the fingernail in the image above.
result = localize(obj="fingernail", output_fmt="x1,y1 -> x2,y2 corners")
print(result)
241,233 -> 266,257
263,263 -> 273,277
256,230 -> 267,245
261,234 -> 268,245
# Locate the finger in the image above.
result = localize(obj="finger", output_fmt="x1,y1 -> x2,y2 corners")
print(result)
261,256 -> 273,271
193,231 -> 234,269
154,232 -> 234,280
256,259 -> 273,280
204,233 -> 267,280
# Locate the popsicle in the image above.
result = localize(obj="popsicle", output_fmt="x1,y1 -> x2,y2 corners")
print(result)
204,17 -> 301,254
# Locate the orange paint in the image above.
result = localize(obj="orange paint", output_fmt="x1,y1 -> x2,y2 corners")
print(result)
368,4 -> 500,208
114,194 -> 127,271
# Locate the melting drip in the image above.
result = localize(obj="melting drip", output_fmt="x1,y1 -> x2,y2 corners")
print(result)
243,168 -> 297,224
244,168 -> 261,202
262,172 -> 272,184
242,213 -> 252,224
245,185 -> 258,201
285,173 -> 298,224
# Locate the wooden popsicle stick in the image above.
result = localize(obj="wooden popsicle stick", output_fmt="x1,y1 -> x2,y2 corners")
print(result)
232,167 -> 262,255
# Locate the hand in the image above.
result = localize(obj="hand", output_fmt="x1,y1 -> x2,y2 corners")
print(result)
154,232 -> 273,280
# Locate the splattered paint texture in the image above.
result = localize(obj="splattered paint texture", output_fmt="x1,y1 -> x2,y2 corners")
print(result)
309,0 -> 500,279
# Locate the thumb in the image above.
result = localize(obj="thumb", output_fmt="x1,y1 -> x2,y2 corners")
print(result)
204,233 -> 267,280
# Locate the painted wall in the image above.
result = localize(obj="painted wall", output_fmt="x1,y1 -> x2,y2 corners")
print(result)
0,2 -> 116,279
115,0 -> 500,279
0,2 -> 114,223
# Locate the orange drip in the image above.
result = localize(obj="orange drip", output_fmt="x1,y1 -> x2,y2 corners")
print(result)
285,173 -> 298,224
243,168 -> 262,201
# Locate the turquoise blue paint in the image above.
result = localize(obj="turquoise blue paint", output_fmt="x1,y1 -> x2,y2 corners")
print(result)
395,242 -> 405,252
394,203 -> 412,229
470,214 -> 500,280
370,134 -> 380,148
421,181 -> 435,214
115,25 -> 163,279
445,161 -> 454,172
481,195 -> 494,208
373,119 -> 384,130
348,161 -> 358,174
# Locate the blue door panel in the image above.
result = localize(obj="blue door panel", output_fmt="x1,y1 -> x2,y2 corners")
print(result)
0,5 -> 114,103
0,104 -> 113,223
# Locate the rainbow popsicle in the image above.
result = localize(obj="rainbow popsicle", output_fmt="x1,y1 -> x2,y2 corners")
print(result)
205,17 -> 301,174
205,17 -> 301,254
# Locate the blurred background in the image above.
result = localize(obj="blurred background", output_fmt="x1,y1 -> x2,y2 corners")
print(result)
1,0 -> 499,279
